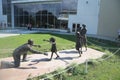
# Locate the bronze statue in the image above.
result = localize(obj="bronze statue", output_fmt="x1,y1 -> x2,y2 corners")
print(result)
13,39 -> 46,67
43,37 -> 59,60
75,31 -> 82,57
81,24 -> 87,51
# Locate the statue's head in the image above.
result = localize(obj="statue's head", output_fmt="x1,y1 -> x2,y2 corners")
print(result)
28,39 -> 34,45
49,37 -> 55,42
82,24 -> 86,28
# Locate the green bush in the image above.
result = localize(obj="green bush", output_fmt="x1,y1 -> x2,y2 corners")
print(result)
89,59 -> 99,65
52,67 -> 67,80
37,73 -> 54,80
72,66 -> 81,76
67,63 -> 77,74
102,49 -> 115,59
66,63 -> 81,76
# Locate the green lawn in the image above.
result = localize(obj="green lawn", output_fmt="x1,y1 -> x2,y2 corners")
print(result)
65,60 -> 120,80
0,33 -> 119,58
0,33 -> 75,58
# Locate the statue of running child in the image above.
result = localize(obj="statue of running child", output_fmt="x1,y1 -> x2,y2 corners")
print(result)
43,37 -> 60,60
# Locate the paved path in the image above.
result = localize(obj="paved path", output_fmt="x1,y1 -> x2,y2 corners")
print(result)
0,34 -> 19,38
0,48 -> 105,80
0,29 -> 40,38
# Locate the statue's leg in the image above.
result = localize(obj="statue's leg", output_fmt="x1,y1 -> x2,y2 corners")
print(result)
78,50 -> 81,57
50,52 -> 54,60
84,37 -> 87,51
14,55 -> 20,67
22,53 -> 27,62
55,52 -> 59,59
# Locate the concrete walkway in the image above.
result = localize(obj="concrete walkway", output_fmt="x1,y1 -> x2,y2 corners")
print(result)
0,29 -> 40,38
0,28 -> 68,38
0,34 -> 19,38
0,48 -> 105,80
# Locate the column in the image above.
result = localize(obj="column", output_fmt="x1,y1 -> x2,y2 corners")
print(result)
11,3 -> 14,29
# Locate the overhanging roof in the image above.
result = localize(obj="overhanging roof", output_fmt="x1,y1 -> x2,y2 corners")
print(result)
11,0 -> 62,4
58,17 -> 68,21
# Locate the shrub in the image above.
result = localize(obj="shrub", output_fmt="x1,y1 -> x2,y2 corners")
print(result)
38,73 -> 54,80
52,67 -> 67,80
67,63 -> 77,74
66,63 -> 81,76
102,49 -> 115,59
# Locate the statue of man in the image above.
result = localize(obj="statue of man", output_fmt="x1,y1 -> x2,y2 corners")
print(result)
81,24 -> 87,51
13,39 -> 45,67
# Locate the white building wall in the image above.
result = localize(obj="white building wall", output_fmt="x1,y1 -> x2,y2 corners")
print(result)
0,0 -> 8,29
68,0 -> 100,34
0,0 -> 3,15
98,0 -> 120,38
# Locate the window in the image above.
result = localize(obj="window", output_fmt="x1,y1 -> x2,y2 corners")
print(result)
72,23 -> 76,32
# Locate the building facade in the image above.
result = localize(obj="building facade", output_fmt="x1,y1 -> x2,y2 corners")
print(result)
97,0 -> 120,38
0,0 -> 120,38
0,0 -> 9,29
68,0 -> 100,35
69,0 -> 120,38
10,0 -> 78,30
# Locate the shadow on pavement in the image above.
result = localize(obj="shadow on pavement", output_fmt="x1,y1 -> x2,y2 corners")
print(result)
59,50 -> 78,54
18,67 -> 37,69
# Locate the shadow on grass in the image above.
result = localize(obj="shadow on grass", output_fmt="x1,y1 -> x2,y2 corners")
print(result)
33,32 -> 75,42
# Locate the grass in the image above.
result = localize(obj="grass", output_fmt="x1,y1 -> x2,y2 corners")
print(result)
0,33 -> 119,58
0,33 -> 75,58
66,56 -> 120,80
